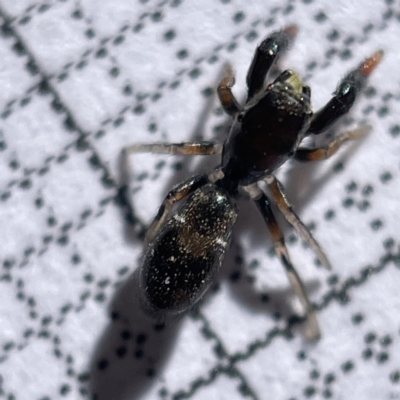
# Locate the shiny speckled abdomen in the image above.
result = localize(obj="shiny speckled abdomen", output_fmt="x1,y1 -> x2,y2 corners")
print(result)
139,184 -> 238,316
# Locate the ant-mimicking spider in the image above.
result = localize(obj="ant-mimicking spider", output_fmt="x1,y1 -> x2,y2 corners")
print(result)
122,25 -> 382,339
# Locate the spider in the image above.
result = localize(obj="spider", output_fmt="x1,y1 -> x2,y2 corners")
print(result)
122,26 -> 382,339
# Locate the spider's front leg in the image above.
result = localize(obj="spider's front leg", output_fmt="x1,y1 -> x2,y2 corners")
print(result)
293,53 -> 382,162
306,50 -> 383,135
246,25 -> 298,99
217,63 -> 241,117
218,25 -> 298,117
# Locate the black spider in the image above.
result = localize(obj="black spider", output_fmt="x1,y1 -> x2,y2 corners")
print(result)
123,25 -> 382,339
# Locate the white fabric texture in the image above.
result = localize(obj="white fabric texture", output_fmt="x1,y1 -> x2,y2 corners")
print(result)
1,1 -> 400,399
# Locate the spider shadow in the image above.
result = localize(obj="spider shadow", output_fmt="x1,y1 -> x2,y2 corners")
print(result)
89,269 -> 184,400
88,73 -> 226,400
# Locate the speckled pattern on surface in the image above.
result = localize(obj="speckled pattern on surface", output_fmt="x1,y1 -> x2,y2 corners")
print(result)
1,1 -> 400,399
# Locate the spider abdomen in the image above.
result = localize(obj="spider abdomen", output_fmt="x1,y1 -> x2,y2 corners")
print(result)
139,184 -> 238,315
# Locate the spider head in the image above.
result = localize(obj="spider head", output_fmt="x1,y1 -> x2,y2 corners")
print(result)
221,70 -> 312,185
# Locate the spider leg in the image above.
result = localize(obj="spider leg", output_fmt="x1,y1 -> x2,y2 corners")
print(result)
294,126 -> 370,162
307,50 -> 383,135
144,174 -> 209,244
123,141 -> 223,156
246,25 -> 298,99
117,141 -> 222,243
217,64 -> 241,117
121,140 -> 221,192
265,175 -> 331,270
246,184 -> 320,340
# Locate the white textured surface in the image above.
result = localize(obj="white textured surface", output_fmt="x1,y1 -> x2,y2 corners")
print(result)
1,1 -> 400,400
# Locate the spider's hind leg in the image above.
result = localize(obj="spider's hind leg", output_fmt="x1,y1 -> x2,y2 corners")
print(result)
246,184 -> 320,340
265,175 -> 331,271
